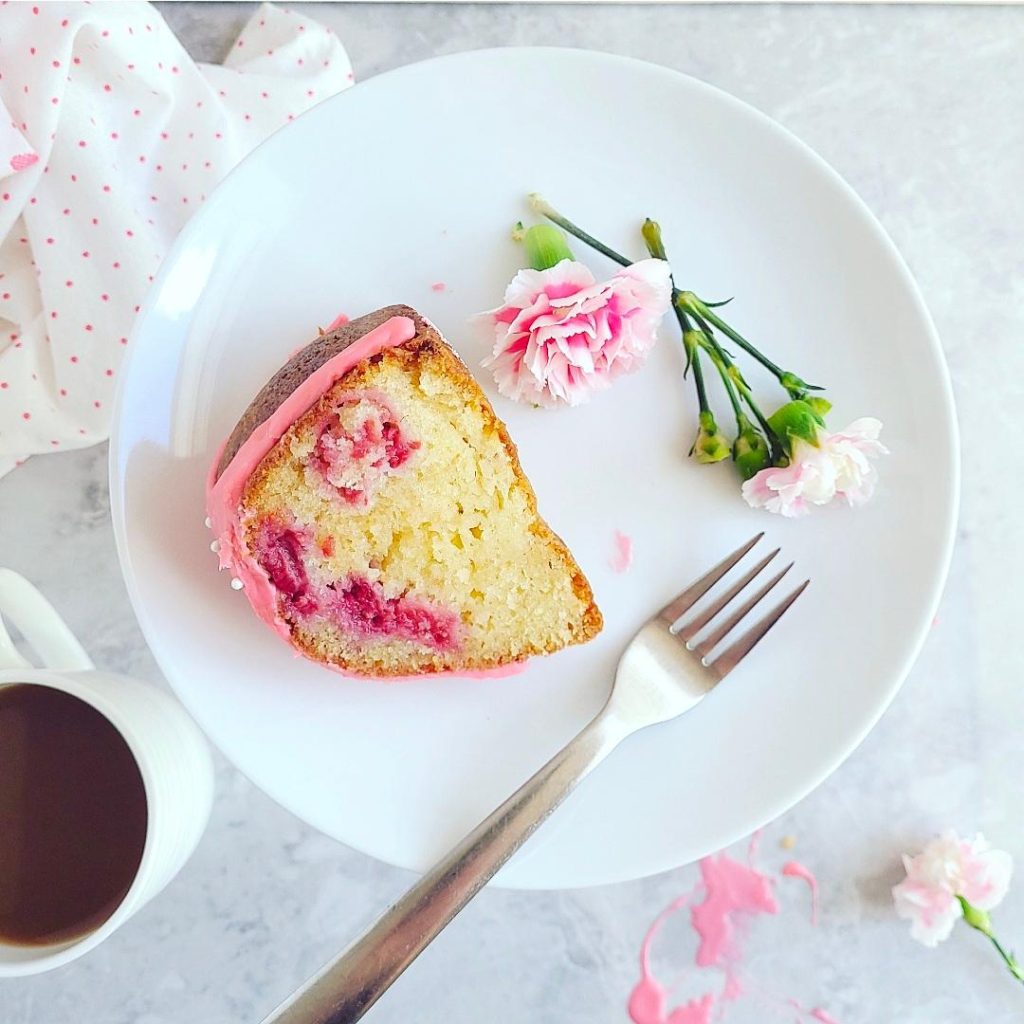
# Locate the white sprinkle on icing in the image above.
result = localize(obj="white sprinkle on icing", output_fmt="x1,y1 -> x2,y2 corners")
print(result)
204,517 -> 212,529
230,577 -> 244,590
210,540 -> 221,553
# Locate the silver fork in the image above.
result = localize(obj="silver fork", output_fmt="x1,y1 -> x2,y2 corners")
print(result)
261,533 -> 808,1024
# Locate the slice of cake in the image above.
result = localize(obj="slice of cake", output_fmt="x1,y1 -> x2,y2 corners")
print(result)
206,305 -> 602,677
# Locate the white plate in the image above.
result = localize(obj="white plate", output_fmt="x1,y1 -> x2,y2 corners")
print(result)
110,48 -> 957,890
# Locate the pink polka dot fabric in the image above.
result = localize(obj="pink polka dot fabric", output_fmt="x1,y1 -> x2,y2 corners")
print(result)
0,1 -> 353,476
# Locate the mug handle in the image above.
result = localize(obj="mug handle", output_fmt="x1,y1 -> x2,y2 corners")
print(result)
0,569 -> 93,672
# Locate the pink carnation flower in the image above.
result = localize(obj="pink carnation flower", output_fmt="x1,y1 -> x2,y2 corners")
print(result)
893,830 -> 1013,947
741,417 -> 887,517
481,258 -> 672,407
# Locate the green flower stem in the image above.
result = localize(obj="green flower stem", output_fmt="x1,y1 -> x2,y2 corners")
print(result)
680,293 -> 785,378
689,309 -> 782,461
529,194 -> 632,268
689,338 -> 711,414
679,293 -> 823,399
959,897 -> 1024,984
705,341 -> 744,424
642,216 -> 773,468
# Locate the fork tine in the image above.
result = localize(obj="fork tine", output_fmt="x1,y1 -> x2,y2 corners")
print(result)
674,548 -> 780,643
706,579 -> 810,679
658,533 -> 763,627
691,563 -> 793,659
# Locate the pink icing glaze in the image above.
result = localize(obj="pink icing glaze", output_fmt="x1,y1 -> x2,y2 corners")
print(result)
609,529 -> 633,573
326,312 -> 350,332
206,313 -> 526,681
629,840 -> 836,1024
691,853 -> 778,970
782,860 -> 819,926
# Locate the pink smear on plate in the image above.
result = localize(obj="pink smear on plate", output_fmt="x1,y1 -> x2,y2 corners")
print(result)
782,860 -> 819,926
628,839 -> 838,1024
430,281 -> 447,293
609,530 -> 633,573
326,312 -> 350,332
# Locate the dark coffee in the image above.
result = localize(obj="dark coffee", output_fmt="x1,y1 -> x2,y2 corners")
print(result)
0,684 -> 148,946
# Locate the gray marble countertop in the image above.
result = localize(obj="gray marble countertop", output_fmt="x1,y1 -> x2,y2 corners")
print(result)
2,4 -> 1024,1022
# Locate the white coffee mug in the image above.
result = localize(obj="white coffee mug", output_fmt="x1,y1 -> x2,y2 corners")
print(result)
0,569 -> 214,977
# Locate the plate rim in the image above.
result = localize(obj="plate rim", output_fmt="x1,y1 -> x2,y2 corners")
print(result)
109,46 -> 960,890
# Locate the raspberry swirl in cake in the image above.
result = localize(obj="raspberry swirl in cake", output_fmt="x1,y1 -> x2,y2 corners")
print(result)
207,305 -> 602,678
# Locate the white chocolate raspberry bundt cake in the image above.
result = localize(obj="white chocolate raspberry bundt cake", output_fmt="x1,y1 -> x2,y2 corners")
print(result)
206,305 -> 602,677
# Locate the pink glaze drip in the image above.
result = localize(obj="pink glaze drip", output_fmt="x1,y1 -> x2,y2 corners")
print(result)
609,530 -> 633,573
430,282 -> 446,293
782,861 -> 819,926
629,840 -> 836,1024
206,316 -> 415,645
325,312 -> 350,332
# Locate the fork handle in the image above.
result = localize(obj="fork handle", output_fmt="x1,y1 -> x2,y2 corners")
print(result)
260,703 -> 629,1024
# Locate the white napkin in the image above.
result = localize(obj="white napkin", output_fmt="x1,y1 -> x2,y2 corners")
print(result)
0,1 -> 353,477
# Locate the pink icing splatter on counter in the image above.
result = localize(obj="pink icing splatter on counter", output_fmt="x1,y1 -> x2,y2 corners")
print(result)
609,530 -> 633,573
628,840 -> 839,1024
782,860 -> 819,926
628,885 -> 714,1024
810,1009 -> 841,1024
692,853 -> 778,968
430,281 -> 446,293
